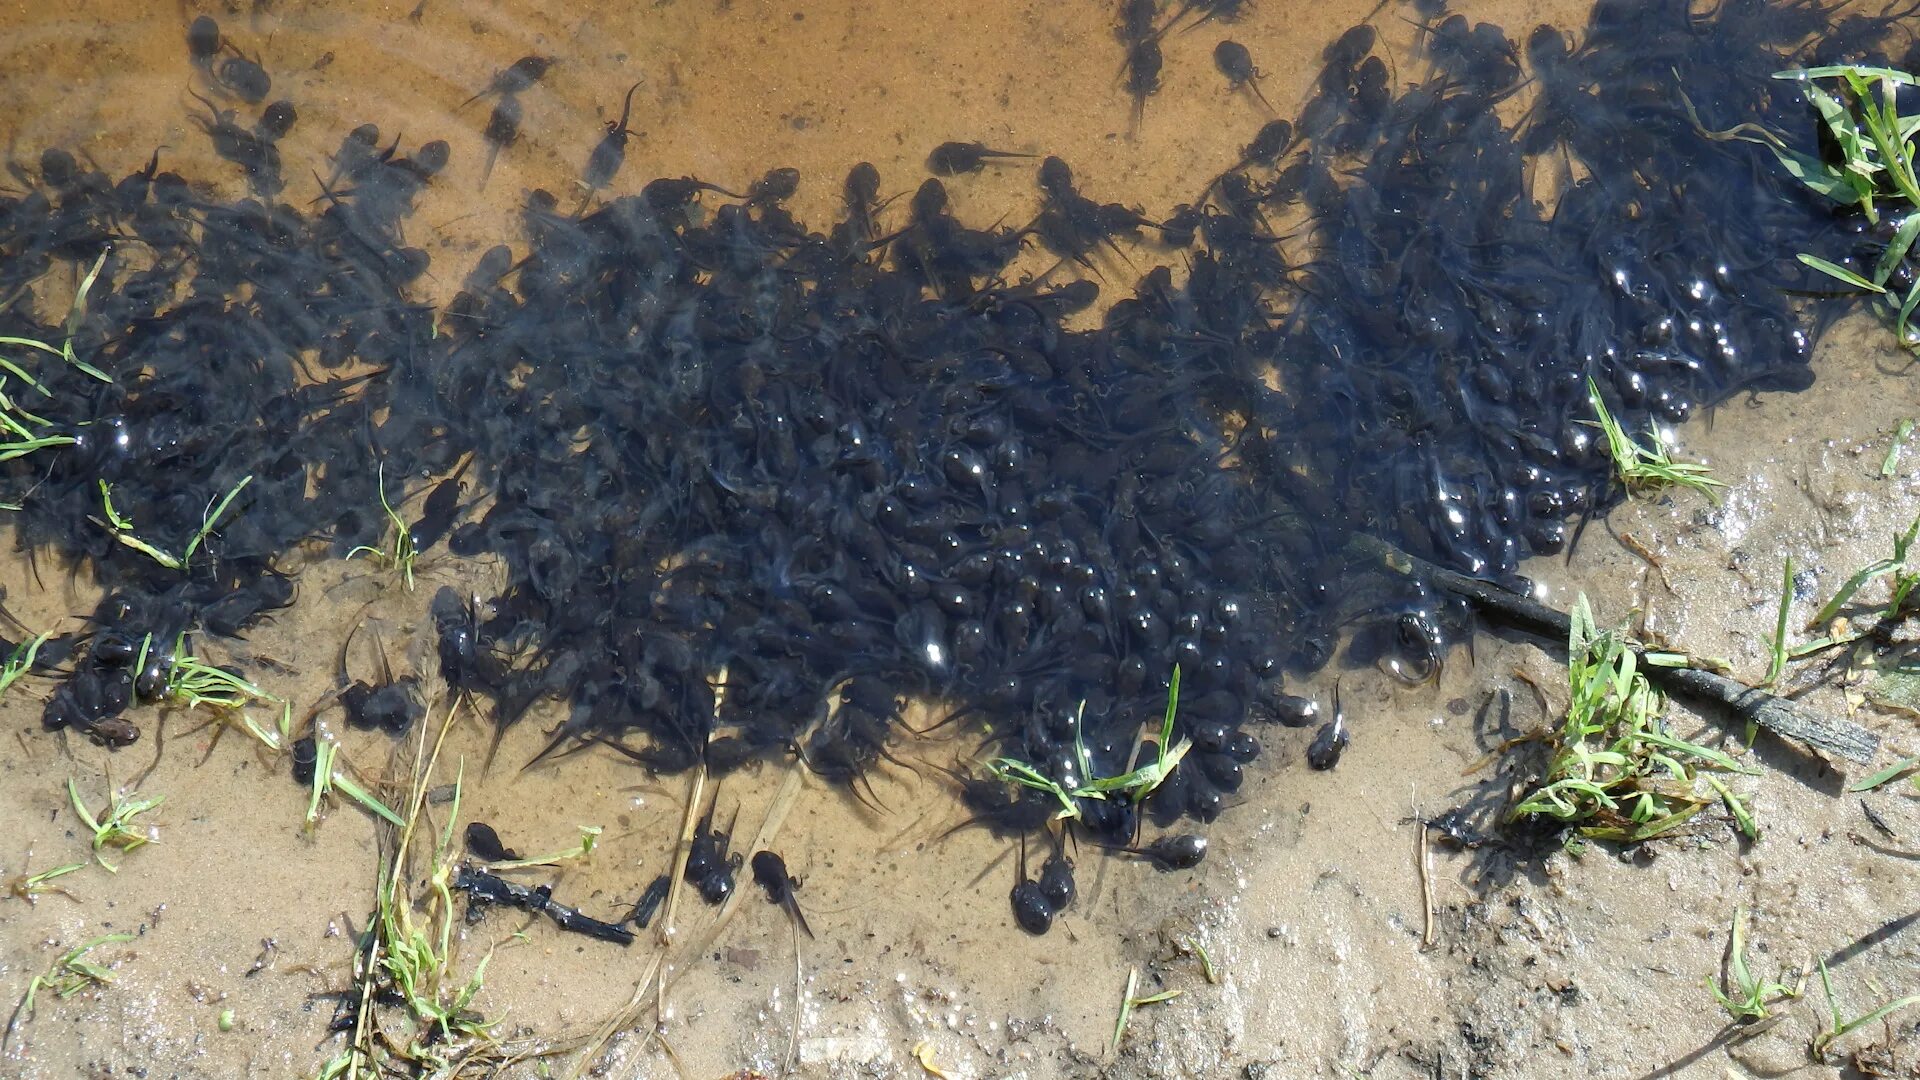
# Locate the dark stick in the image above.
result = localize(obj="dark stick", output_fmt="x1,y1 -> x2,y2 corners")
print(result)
1349,535 -> 1880,764
454,866 -> 635,945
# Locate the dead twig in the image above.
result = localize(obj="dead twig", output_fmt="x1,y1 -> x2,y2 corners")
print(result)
1350,535 -> 1879,764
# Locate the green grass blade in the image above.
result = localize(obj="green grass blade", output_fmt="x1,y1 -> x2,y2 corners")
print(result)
1764,557 -> 1793,688
330,771 -> 406,828
181,475 -> 253,563
63,252 -> 106,342
1705,776 -> 1758,840
1776,65 -> 1920,86
1893,278 -> 1920,349
0,436 -> 76,462
1846,755 -> 1919,792
1809,557 -> 1898,628
306,741 -> 336,827
0,336 -> 64,357
1111,967 -> 1138,1055
1762,142 -> 1863,203
1883,419 -> 1916,477
1803,83 -> 1871,181
0,355 -> 50,396
65,779 -> 101,836
1799,254 -> 1886,293
58,253 -> 113,383
1873,214 -> 1920,286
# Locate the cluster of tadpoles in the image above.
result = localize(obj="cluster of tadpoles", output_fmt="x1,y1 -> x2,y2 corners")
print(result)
0,0 -> 1908,947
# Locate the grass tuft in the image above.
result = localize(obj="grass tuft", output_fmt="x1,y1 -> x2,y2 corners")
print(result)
1583,378 -> 1726,504
1813,959 -> 1920,1060
986,667 -> 1190,821
1705,906 -> 1799,1022
329,710 -> 504,1077
66,779 -> 162,873
346,463 -> 418,592
1765,65 -> 1920,350
5,931 -> 135,1048
1509,596 -> 1757,843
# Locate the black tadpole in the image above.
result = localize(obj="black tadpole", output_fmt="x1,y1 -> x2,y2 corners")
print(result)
926,141 -> 1033,176
464,821 -> 519,861
1127,833 -> 1208,870
1008,836 -> 1054,935
750,850 -> 813,939
479,95 -> 522,189
582,81 -> 642,192
1212,40 -> 1275,113
461,55 -> 554,108
1307,679 -> 1348,770
1348,534 -> 1880,764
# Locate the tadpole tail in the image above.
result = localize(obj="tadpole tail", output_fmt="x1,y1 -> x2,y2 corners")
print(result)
782,894 -> 814,939
479,143 -> 500,191
1248,81 -> 1276,116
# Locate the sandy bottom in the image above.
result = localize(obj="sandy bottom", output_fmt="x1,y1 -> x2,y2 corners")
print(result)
2,0 -> 1918,1077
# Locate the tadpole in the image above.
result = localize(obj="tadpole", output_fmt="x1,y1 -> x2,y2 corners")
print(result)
926,141 -> 1033,177
186,16 -> 221,69
582,81 -> 642,193
1307,680 -> 1349,770
1009,836 -> 1054,935
480,94 -> 523,189
465,821 -> 520,862
1212,40 -> 1275,113
627,873 -> 670,929
461,55 -> 554,108
750,850 -> 814,939
1129,833 -> 1207,870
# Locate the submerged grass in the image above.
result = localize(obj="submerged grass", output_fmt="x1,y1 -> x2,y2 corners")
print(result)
986,666 -> 1191,820
66,779 -> 162,873
1846,755 -> 1919,792
96,475 -> 253,572
1880,418 -> 1915,477
5,859 -> 84,905
1110,965 -> 1184,1055
1509,596 -> 1757,843
479,825 -> 601,870
323,708 -> 504,1078
1583,378 -> 1726,504
0,252 -> 111,480
345,464 -> 417,592
1807,511 -> 1920,630
0,631 -> 49,698
303,737 -> 405,831
3,931 -> 135,1048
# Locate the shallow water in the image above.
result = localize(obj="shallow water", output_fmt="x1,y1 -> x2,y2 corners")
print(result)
1,0 -> 1917,1077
